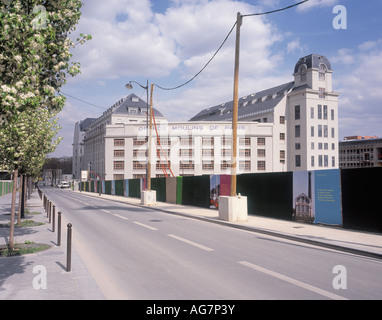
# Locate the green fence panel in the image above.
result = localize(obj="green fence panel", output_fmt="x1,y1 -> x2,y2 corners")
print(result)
129,179 -> 141,198
237,172 -> 293,220
176,176 -> 183,204
115,180 -> 124,196
105,181 -> 111,195
182,175 -> 210,208
151,177 -> 166,202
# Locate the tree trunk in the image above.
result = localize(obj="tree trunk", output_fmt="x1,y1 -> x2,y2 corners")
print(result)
9,168 -> 18,252
17,174 -> 23,226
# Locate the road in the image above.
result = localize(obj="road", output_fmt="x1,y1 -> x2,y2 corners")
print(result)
42,187 -> 382,300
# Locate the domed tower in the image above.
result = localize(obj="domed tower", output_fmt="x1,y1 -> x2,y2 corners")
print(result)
288,54 -> 340,171
293,54 -> 333,92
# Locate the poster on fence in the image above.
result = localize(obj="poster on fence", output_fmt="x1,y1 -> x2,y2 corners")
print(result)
314,169 -> 342,226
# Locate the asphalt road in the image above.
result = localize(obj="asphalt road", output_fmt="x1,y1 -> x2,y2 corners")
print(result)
42,187 -> 382,300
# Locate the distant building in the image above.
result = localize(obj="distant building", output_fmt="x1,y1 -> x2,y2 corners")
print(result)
75,54 -> 340,180
72,118 -> 96,179
339,136 -> 382,168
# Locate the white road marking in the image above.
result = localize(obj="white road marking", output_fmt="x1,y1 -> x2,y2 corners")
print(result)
167,234 -> 214,252
238,261 -> 348,300
134,221 -> 158,231
102,209 -> 112,214
114,214 -> 128,220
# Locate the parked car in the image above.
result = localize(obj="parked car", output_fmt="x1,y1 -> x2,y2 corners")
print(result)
61,182 -> 70,189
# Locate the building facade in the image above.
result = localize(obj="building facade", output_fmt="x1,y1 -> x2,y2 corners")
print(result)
339,136 -> 382,168
75,54 -> 340,180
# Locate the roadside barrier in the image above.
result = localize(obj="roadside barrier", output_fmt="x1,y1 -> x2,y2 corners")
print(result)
38,187 -> 72,272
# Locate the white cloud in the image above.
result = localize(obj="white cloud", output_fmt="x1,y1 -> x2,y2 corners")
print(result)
296,0 -> 340,11
334,39 -> 382,138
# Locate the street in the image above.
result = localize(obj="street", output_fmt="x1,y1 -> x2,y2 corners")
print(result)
42,187 -> 382,300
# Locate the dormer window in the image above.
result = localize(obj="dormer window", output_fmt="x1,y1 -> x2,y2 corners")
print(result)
299,64 -> 307,83
319,64 -> 327,80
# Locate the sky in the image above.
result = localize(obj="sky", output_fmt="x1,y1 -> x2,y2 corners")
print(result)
52,0 -> 382,157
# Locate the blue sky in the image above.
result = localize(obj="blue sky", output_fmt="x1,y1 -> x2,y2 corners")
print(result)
53,0 -> 382,157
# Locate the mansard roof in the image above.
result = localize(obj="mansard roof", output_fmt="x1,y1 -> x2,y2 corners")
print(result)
189,81 -> 294,122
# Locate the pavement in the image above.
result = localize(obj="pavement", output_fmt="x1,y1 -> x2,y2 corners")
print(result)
1,188 -> 382,300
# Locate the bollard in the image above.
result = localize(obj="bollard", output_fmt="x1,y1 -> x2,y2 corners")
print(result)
57,212 -> 62,246
66,223 -> 72,272
52,205 -> 56,233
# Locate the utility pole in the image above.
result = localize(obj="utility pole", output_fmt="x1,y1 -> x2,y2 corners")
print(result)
231,12 -> 242,197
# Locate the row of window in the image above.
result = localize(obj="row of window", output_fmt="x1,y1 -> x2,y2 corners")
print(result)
295,105 -> 335,121
113,160 -> 267,171
114,137 -> 265,147
295,155 -> 336,168
295,125 -> 336,139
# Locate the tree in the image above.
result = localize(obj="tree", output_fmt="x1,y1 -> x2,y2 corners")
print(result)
0,0 -> 91,251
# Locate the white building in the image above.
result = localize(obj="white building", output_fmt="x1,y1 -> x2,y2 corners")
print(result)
75,54 -> 340,180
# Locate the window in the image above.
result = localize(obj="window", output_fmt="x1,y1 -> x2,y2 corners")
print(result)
280,116 -> 285,124
114,139 -> 125,147
280,150 -> 285,160
311,126 -> 314,137
180,137 -> 193,146
331,127 -> 335,138
114,174 -> 124,180
202,137 -> 214,146
133,150 -> 146,158
318,105 -> 322,119
179,149 -> 193,157
239,149 -> 251,157
257,138 -> 265,146
318,125 -> 323,137
295,155 -> 301,167
311,142 -> 315,150
221,137 -> 232,146
156,161 -> 170,170
133,138 -> 146,146
324,155 -> 328,167
221,149 -> 231,157
319,155 -> 323,167
180,161 -> 194,170
221,160 -> 231,170
202,161 -> 214,171
295,125 -> 301,138
318,143 -> 323,150
239,161 -> 251,171
319,87 -> 325,98
114,150 -> 125,158
331,109 -> 335,121
257,149 -> 266,157
239,137 -> 251,146
311,156 -> 315,167
295,143 -> 301,150
202,149 -> 214,156
133,161 -> 146,170
332,156 -> 336,167
295,105 -> 300,120
319,64 -> 327,81
257,161 -> 266,171
323,105 -> 328,120
280,133 -> 285,141
324,125 -> 328,138
311,107 -> 314,119
113,161 -> 124,170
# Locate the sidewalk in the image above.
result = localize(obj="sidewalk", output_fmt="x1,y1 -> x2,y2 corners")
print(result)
0,191 -> 105,300
77,191 -> 382,259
